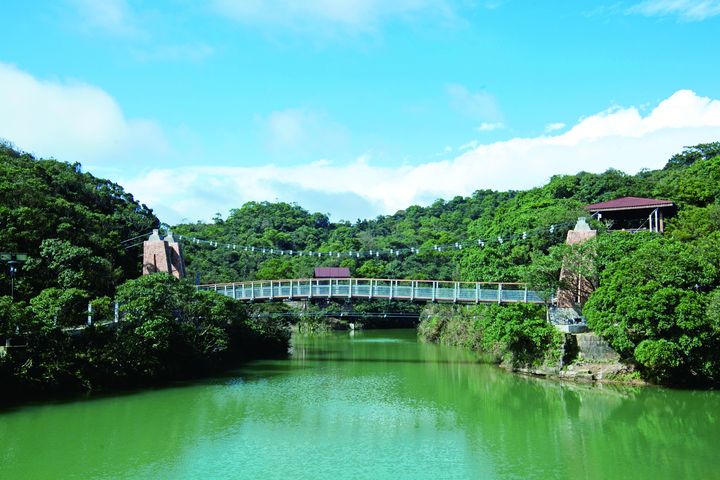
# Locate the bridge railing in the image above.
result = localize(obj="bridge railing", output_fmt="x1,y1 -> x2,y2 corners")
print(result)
197,278 -> 548,304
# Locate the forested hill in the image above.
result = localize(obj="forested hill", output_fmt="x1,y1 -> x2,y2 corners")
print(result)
2,141 -> 719,387
174,143 -> 720,285
173,142 -> 720,386
0,142 -> 159,300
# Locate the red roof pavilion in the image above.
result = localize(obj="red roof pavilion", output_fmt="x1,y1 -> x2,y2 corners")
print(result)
584,196 -> 674,212
584,197 -> 675,233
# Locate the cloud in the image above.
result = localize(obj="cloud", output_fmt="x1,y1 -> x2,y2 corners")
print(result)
211,0 -> 457,33
262,108 -> 349,157
446,83 -> 503,122
545,122 -> 566,133
0,62 -> 167,166
477,122 -> 505,132
628,0 -> 720,20
122,89 -> 720,224
67,0 -> 142,36
133,43 -> 215,63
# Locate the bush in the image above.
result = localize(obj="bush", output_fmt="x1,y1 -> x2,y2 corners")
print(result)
584,236 -> 720,385
418,303 -> 562,368
29,288 -> 90,327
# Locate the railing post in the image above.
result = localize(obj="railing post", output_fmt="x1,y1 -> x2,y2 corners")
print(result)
453,282 -> 458,303
224,285 -> 228,297
114,301 -> 119,323
369,279 -> 373,299
214,284 -> 218,293
251,282 -> 255,301
389,280 -> 394,300
432,281 -> 436,302
87,302 -> 92,326
475,283 -> 480,304
232,283 -> 236,299
524,285 -> 528,303
497,284 -> 503,304
348,278 -> 352,298
410,281 -> 415,301
309,280 -> 313,299
289,280 -> 293,300
270,281 -> 274,300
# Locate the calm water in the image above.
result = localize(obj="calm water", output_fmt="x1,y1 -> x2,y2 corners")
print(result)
1,329 -> 719,479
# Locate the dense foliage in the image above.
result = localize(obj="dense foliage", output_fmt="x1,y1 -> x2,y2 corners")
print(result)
418,303 -> 563,367
0,274 -> 289,399
0,144 -> 290,401
0,142 -> 159,299
3,140 -> 720,388
174,142 -> 720,386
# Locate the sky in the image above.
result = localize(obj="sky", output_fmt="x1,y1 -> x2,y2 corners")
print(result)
1,0 -> 720,224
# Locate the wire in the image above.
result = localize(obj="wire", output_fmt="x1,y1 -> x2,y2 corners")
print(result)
121,231 -> 154,244
171,219 -> 578,259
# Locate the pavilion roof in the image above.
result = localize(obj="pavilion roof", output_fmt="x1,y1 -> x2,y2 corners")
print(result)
584,196 -> 674,212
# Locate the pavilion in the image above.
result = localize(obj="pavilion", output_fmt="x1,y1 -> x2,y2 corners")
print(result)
584,197 -> 675,233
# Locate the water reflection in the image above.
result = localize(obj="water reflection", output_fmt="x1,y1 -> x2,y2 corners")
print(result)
0,329 -> 717,479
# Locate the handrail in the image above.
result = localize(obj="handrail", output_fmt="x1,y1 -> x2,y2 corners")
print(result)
196,277 -> 546,305
198,277 -> 530,288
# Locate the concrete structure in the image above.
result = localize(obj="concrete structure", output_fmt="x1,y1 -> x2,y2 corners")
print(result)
142,230 -> 186,278
557,217 -> 597,308
550,217 -> 598,332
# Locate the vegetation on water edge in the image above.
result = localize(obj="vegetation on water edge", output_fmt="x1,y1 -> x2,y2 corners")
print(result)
0,143 -> 290,401
417,303 -> 564,368
0,274 -> 290,401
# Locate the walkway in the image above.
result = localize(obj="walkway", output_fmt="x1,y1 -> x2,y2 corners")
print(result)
197,278 -> 547,304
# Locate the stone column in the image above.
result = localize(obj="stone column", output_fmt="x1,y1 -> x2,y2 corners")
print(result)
142,230 -> 186,279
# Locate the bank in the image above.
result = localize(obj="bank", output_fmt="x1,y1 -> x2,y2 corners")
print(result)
417,303 -> 646,386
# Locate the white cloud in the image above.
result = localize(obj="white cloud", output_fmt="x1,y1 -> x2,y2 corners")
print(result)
447,83 -> 503,122
211,0 -> 455,31
477,122 -> 504,132
262,108 -> 349,156
545,122 -> 566,132
67,0 -> 142,36
133,43 -> 215,62
0,62 -> 167,166
122,89 -> 720,224
629,0 -> 720,20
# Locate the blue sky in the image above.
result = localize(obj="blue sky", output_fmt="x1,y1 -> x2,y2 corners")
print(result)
1,0 -> 720,223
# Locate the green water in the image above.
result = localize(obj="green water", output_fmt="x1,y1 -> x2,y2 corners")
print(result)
1,330 -> 719,479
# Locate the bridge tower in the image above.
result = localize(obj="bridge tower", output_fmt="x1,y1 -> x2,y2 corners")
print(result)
142,229 -> 186,279
551,217 -> 596,332
557,217 -> 597,308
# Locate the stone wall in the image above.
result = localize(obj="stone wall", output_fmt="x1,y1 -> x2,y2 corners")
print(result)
575,332 -> 620,362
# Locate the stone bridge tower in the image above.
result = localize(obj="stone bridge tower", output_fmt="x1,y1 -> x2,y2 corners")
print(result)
557,217 -> 597,308
142,229 -> 186,279
551,217 -> 596,332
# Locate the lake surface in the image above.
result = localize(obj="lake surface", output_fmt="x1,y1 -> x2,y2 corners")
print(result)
1,329 -> 719,479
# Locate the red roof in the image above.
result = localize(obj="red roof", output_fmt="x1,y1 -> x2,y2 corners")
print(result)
313,267 -> 351,278
585,197 -> 674,212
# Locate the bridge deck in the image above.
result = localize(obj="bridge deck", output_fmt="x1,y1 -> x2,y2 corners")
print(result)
197,278 -> 547,304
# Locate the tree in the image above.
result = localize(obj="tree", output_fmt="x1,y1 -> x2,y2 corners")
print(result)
584,237 -> 720,385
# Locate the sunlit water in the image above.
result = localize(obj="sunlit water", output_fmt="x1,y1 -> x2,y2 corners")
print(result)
1,329 -> 718,479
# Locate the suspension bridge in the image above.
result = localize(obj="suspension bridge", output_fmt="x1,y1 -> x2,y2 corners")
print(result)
196,278 -> 547,304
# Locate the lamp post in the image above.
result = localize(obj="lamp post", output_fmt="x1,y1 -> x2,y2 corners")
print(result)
1,253 -> 27,300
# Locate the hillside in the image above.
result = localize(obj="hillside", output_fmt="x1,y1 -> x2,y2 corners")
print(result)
174,142 -> 720,386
